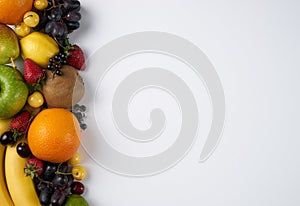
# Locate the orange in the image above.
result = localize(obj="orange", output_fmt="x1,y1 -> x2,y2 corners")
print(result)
28,108 -> 81,163
0,0 -> 33,25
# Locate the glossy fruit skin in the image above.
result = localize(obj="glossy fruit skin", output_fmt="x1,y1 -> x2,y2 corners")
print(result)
68,153 -> 81,165
0,131 -> 14,146
72,166 -> 86,180
36,181 -> 47,193
42,163 -> 57,181
16,142 -> 31,158
20,32 -> 59,68
28,91 -> 44,108
14,22 -> 31,37
0,65 -> 29,119
34,0 -> 48,10
23,11 -> 40,27
71,181 -> 85,195
24,58 -> 45,83
50,190 -> 66,206
57,162 -> 69,173
0,24 -> 20,64
67,45 -> 86,70
52,174 -> 69,188
39,187 -> 53,205
64,194 -> 89,206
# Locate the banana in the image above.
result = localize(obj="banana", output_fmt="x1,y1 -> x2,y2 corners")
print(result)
0,145 -> 14,206
5,144 -> 40,206
0,118 -> 11,136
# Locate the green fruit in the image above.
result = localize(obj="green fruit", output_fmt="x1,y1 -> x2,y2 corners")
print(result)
64,194 -> 89,206
0,65 -> 28,119
0,24 -> 20,64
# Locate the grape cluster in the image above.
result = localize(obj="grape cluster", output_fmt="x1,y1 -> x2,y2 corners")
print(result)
35,162 -> 85,205
47,52 -> 68,76
34,0 -> 81,46
73,104 -> 87,130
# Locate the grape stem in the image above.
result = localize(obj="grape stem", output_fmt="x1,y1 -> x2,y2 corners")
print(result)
55,162 -> 72,175
55,171 -> 72,175
23,15 -> 33,20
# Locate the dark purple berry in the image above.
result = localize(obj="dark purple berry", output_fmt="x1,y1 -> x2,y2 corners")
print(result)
50,190 -> 66,206
39,187 -> 54,205
0,131 -> 14,146
52,174 -> 68,188
42,163 -> 57,181
16,142 -> 31,158
71,181 -> 85,195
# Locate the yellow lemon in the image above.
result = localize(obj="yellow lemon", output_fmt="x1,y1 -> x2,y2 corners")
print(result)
20,32 -> 59,68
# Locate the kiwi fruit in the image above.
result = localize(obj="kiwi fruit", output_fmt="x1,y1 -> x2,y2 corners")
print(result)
42,65 -> 85,108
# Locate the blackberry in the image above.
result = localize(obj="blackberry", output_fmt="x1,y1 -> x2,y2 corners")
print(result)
47,52 -> 68,76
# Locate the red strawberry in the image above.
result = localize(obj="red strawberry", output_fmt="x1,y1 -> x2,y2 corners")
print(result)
10,111 -> 31,133
24,59 -> 45,83
67,45 -> 86,70
25,157 -> 44,178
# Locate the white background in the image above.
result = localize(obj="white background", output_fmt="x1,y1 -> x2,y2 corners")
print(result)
72,0 -> 300,205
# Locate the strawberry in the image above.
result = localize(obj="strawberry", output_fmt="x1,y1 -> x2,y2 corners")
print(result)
24,59 -> 45,83
25,157 -> 44,178
10,111 -> 31,133
66,45 -> 86,70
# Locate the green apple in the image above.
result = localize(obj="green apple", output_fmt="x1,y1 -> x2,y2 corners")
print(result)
0,65 -> 28,119
0,24 -> 20,65
64,194 -> 89,206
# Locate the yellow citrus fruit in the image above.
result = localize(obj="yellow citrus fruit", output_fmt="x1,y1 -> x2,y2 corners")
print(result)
0,0 -> 33,25
28,108 -> 81,163
20,32 -> 59,68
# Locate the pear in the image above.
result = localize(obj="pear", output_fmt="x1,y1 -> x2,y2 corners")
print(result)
0,24 -> 20,65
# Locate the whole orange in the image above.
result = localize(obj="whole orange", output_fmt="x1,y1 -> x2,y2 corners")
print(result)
28,108 -> 81,163
0,0 -> 33,25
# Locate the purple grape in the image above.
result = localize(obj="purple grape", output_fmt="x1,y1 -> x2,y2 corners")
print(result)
51,22 -> 67,38
57,162 -> 69,173
44,21 -> 56,34
48,7 -> 62,21
65,10 -> 81,22
66,21 -> 80,31
52,174 -> 68,188
42,163 -> 57,181
50,190 -> 66,206
66,175 -> 74,188
39,187 -> 54,205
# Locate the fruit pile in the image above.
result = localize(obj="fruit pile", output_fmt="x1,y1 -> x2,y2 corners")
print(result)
0,0 -> 89,205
